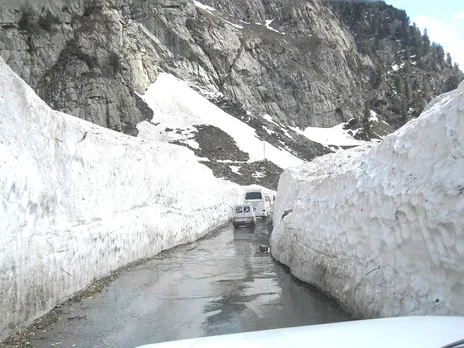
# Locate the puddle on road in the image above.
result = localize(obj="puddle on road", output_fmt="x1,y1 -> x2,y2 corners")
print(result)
3,221 -> 351,348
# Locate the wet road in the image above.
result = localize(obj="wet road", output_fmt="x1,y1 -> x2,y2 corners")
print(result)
32,222 -> 351,348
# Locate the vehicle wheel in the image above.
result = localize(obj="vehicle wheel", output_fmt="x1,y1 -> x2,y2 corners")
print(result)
233,223 -> 239,229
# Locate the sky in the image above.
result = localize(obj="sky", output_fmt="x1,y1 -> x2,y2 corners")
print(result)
385,0 -> 464,67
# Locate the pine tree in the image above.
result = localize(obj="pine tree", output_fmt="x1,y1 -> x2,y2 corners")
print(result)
436,44 -> 445,64
360,40 -> 372,55
404,78 -> 411,100
422,29 -> 431,55
395,73 -> 404,95
402,61 -> 411,75
444,75 -> 461,92
446,52 -> 452,66
362,103 -> 371,136
401,97 -> 408,124
423,79 -> 431,99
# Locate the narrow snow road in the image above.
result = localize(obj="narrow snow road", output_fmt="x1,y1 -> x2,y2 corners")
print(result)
30,222 -> 351,348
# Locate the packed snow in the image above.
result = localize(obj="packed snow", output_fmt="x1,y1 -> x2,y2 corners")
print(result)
229,165 -> 242,175
291,123 -> 365,147
264,19 -> 286,35
263,125 -> 276,136
222,18 -> 243,29
262,113 -> 280,126
369,110 -> 379,122
193,0 -> 215,12
137,73 -> 303,168
271,82 -> 464,318
0,59 -> 243,339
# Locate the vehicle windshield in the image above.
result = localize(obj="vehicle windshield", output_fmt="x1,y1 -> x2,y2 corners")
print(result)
245,192 -> 262,200
244,206 -> 251,213
235,207 -> 243,213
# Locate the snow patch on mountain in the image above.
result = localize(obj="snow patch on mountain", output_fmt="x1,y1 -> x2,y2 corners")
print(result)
291,123 -> 365,147
137,73 -> 303,168
193,0 -> 216,12
271,83 -> 464,318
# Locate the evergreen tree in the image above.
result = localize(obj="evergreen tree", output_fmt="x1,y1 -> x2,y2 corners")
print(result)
446,52 -> 452,66
403,47 -> 410,61
404,78 -> 411,100
402,61 -> 411,75
422,29 -> 431,55
362,103 -> 371,136
444,74 -> 461,92
423,79 -> 431,99
436,44 -> 445,64
395,73 -> 404,95
360,40 -> 372,55
401,97 -> 408,124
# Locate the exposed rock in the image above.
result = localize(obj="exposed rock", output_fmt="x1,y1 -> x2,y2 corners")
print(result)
1,0 -> 462,141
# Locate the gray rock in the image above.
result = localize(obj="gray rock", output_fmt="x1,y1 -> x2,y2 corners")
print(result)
0,0 -> 461,138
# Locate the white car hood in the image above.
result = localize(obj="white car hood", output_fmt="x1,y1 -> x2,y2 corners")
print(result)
136,316 -> 464,348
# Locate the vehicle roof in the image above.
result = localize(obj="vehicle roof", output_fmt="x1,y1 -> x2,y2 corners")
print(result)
136,316 -> 464,348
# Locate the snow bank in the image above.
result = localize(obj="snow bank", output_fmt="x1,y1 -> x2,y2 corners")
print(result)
271,84 -> 464,318
137,73 -> 303,168
0,59 -> 243,339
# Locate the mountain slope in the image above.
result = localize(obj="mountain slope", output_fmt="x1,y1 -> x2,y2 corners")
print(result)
0,0 -> 462,183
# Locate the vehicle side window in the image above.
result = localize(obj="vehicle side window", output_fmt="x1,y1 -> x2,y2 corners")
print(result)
244,206 -> 250,213
236,207 -> 243,213
245,192 -> 262,200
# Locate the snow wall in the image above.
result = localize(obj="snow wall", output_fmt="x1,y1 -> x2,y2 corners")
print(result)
271,83 -> 464,318
0,59 -> 243,339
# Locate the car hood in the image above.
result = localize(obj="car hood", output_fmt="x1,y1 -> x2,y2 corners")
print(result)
135,316 -> 464,348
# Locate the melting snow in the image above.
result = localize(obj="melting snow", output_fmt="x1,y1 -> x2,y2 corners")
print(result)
272,82 -> 464,318
392,64 -> 399,72
221,18 -> 243,29
264,19 -> 286,35
263,125 -> 276,136
262,114 -> 280,126
193,0 -> 215,12
369,110 -> 379,122
138,73 -> 303,168
282,128 -> 294,139
230,165 -> 242,175
291,123 -> 365,147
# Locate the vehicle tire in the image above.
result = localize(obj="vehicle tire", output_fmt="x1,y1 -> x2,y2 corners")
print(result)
233,223 -> 239,229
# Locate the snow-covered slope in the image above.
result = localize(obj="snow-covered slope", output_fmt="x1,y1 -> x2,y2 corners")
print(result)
137,73 -> 303,169
0,59 -> 243,339
271,83 -> 464,318
291,123 -> 365,147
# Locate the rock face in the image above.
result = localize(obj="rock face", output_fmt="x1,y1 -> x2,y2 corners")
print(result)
1,0 -> 462,138
270,82 -> 464,318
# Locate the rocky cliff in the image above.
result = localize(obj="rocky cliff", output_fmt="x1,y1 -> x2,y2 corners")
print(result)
0,0 -> 462,151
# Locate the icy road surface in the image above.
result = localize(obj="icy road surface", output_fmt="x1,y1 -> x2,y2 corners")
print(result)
29,222 -> 351,348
